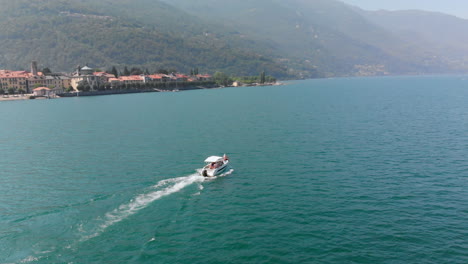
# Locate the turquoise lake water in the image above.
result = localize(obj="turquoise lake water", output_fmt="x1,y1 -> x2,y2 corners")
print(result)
1,76 -> 468,263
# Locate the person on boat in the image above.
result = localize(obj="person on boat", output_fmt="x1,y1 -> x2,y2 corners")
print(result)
210,162 -> 216,169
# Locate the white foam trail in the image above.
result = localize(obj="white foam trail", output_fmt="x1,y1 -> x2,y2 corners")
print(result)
81,173 -> 204,241
220,168 -> 234,177
20,173 -> 209,262
19,256 -> 38,263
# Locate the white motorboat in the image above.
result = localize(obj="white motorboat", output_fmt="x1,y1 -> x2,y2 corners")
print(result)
200,154 -> 230,177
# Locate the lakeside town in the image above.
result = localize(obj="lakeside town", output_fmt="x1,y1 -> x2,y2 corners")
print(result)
0,62 -> 217,100
0,62 -> 279,101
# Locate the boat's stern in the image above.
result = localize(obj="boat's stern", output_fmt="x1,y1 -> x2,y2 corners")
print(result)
201,168 -> 215,177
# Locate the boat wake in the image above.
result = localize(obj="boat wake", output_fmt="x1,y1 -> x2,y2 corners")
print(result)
19,170 -> 234,263
80,173 -> 205,242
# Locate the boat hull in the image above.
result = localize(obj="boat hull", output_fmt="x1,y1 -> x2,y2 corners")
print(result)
201,162 -> 229,177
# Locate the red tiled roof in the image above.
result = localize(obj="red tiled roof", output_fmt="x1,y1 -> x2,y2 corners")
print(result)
148,74 -> 168,79
197,74 -> 212,78
94,72 -> 116,78
33,87 -> 50,91
119,75 -> 143,81
0,70 -> 29,78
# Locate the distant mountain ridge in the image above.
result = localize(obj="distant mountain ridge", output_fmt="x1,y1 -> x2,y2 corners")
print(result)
361,9 -> 468,71
162,0 -> 468,76
0,0 -> 468,78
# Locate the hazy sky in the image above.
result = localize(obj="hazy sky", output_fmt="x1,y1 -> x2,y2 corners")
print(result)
341,0 -> 468,19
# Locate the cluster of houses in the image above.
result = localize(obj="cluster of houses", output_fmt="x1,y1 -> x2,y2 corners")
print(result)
0,62 -> 213,97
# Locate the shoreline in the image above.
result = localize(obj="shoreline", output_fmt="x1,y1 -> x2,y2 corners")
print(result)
0,94 -> 35,102
0,82 -> 283,102
56,85 -> 211,97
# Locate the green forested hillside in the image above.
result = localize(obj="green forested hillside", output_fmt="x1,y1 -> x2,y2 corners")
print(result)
1,0 -> 468,78
0,0 -> 294,78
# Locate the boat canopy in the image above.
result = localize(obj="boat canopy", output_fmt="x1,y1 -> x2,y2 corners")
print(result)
204,156 -> 223,163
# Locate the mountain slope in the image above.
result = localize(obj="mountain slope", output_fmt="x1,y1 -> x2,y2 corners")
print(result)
159,0 -> 404,75
0,0 -> 292,77
1,0 -> 468,78
361,9 -> 468,72
161,0 -> 468,76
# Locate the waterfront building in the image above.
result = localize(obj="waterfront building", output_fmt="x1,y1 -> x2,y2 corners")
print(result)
70,65 -> 101,91
232,81 -> 243,87
27,61 -> 70,92
32,87 -> 51,96
108,77 -> 120,87
53,75 -> 71,91
171,73 -> 189,82
0,70 -> 29,93
28,74 -> 71,92
93,72 -> 116,84
148,74 -> 170,83
108,75 -> 150,88
119,75 -> 147,84
196,74 -> 213,81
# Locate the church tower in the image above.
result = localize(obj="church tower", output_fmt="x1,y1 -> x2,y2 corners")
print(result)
31,61 -> 38,76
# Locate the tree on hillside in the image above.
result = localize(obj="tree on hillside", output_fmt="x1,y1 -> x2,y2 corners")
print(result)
214,72 -> 232,86
130,67 -> 143,75
123,66 -> 130,76
190,68 -> 199,76
110,66 -> 119,77
42,68 -> 52,75
266,75 -> 276,83
260,71 -> 266,84
7,87 -> 16,94
157,69 -> 169,74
